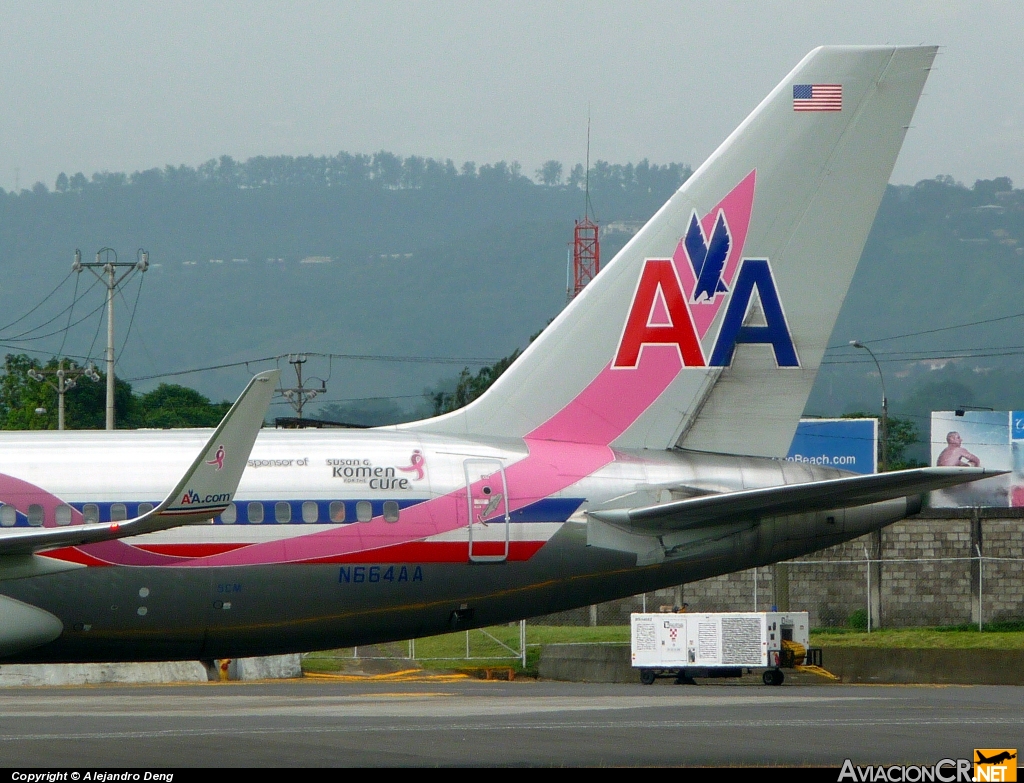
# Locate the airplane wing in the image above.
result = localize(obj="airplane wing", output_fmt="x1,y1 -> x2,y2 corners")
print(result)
587,467 -> 1003,532
0,369 -> 279,555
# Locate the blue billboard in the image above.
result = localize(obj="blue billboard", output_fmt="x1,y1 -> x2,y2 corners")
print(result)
786,418 -> 877,475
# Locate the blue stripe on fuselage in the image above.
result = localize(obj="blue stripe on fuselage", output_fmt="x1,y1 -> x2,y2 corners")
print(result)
0,496 -> 585,528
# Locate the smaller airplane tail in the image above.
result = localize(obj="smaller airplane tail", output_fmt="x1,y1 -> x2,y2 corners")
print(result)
0,369 -> 280,555
405,46 -> 936,457
153,369 -> 279,523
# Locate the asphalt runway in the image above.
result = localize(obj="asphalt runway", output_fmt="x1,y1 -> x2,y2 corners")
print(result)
0,679 -> 1019,767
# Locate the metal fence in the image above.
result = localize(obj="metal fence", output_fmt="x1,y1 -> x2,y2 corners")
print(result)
308,620 -> 528,668
755,553 -> 1024,631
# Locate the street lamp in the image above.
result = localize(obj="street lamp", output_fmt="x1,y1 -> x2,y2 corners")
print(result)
851,339 -> 890,633
850,340 -> 888,472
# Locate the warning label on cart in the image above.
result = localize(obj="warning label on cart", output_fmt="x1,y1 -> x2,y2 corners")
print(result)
634,621 -> 656,653
722,616 -> 764,666
697,622 -> 719,662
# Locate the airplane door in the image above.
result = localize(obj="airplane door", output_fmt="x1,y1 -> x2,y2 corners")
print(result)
464,459 -> 510,563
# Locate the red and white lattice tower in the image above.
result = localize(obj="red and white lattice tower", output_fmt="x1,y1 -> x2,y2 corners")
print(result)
567,114 -> 600,301
569,216 -> 600,301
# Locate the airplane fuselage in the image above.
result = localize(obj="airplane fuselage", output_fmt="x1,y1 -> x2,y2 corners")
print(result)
0,428 -> 912,662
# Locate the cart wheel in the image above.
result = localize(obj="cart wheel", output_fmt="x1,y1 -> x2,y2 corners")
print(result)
762,670 -> 774,686
639,669 -> 656,685
772,669 -> 785,686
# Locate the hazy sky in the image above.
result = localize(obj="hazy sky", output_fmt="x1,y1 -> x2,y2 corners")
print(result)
1,1 -> 1021,192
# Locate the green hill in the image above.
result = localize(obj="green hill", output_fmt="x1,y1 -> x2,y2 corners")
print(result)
2,156 -> 1024,450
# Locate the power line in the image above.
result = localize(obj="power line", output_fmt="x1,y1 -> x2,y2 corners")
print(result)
0,271 -> 74,335
115,271 -> 146,368
0,289 -> 108,343
315,351 -> 500,365
827,309 -> 1024,350
123,351 -> 503,383
85,295 -> 107,367
125,356 -> 281,382
56,271 -> 80,358
0,276 -> 102,342
823,346 -> 1024,366
0,343 -> 94,361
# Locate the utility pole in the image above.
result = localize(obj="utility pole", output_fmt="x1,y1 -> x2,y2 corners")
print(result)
29,359 -> 101,430
851,339 -> 888,628
73,248 -> 149,430
280,354 -> 325,419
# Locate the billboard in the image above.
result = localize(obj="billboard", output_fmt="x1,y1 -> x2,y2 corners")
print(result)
930,411 -> 1024,508
786,418 -> 877,475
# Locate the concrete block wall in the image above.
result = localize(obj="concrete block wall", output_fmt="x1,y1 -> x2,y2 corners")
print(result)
532,511 -> 1024,628
982,518 -> 1024,623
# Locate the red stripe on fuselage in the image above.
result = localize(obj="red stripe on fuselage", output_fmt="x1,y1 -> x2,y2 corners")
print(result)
38,540 -> 546,566
134,543 -> 251,558
298,540 -> 546,564
41,547 -> 114,567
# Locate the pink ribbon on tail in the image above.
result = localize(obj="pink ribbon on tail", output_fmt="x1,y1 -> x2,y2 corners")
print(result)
398,450 -> 425,480
206,445 -> 225,471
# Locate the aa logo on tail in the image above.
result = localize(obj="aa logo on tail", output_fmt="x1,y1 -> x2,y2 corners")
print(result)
612,170 -> 799,370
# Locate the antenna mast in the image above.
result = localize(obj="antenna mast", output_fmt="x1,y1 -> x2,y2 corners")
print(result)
568,112 -> 600,301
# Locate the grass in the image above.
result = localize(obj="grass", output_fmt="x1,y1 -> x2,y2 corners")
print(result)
811,623 -> 1024,649
302,622 -> 1024,677
302,625 -> 630,676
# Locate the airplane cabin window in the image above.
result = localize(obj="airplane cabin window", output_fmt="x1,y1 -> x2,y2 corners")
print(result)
248,502 -> 264,524
138,502 -> 154,515
0,505 -> 16,527
28,504 -> 44,527
301,501 -> 318,523
220,503 -> 237,524
329,501 -> 346,523
275,502 -> 291,523
383,501 -> 400,523
83,504 -> 99,524
111,503 -> 127,522
356,500 -> 372,522
55,505 -> 72,526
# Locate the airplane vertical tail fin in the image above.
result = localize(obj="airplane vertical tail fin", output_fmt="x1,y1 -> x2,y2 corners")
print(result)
405,46 -> 936,456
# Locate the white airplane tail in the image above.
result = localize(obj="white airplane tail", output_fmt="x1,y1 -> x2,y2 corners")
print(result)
406,46 -> 936,456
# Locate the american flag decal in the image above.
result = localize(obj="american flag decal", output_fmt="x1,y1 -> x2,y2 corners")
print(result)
793,84 -> 842,112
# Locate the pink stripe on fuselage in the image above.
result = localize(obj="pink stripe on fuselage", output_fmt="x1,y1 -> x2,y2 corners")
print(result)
167,350 -> 682,567
0,474 -> 85,527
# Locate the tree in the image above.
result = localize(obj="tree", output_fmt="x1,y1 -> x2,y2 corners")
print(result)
843,412 -> 924,471
0,355 -> 55,430
567,163 -> 585,189
63,367 -> 134,429
430,350 -> 521,415
885,416 -> 926,470
536,160 -> 563,186
0,355 -> 232,430
133,384 -> 231,428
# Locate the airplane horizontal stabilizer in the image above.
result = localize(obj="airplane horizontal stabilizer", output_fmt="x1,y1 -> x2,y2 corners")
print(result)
0,369 -> 280,555
587,467 -> 1003,532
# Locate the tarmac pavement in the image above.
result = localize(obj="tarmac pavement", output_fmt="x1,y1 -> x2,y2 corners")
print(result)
0,678 -> 1019,767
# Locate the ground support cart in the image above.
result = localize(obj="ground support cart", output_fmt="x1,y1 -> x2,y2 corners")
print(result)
631,611 -> 817,686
